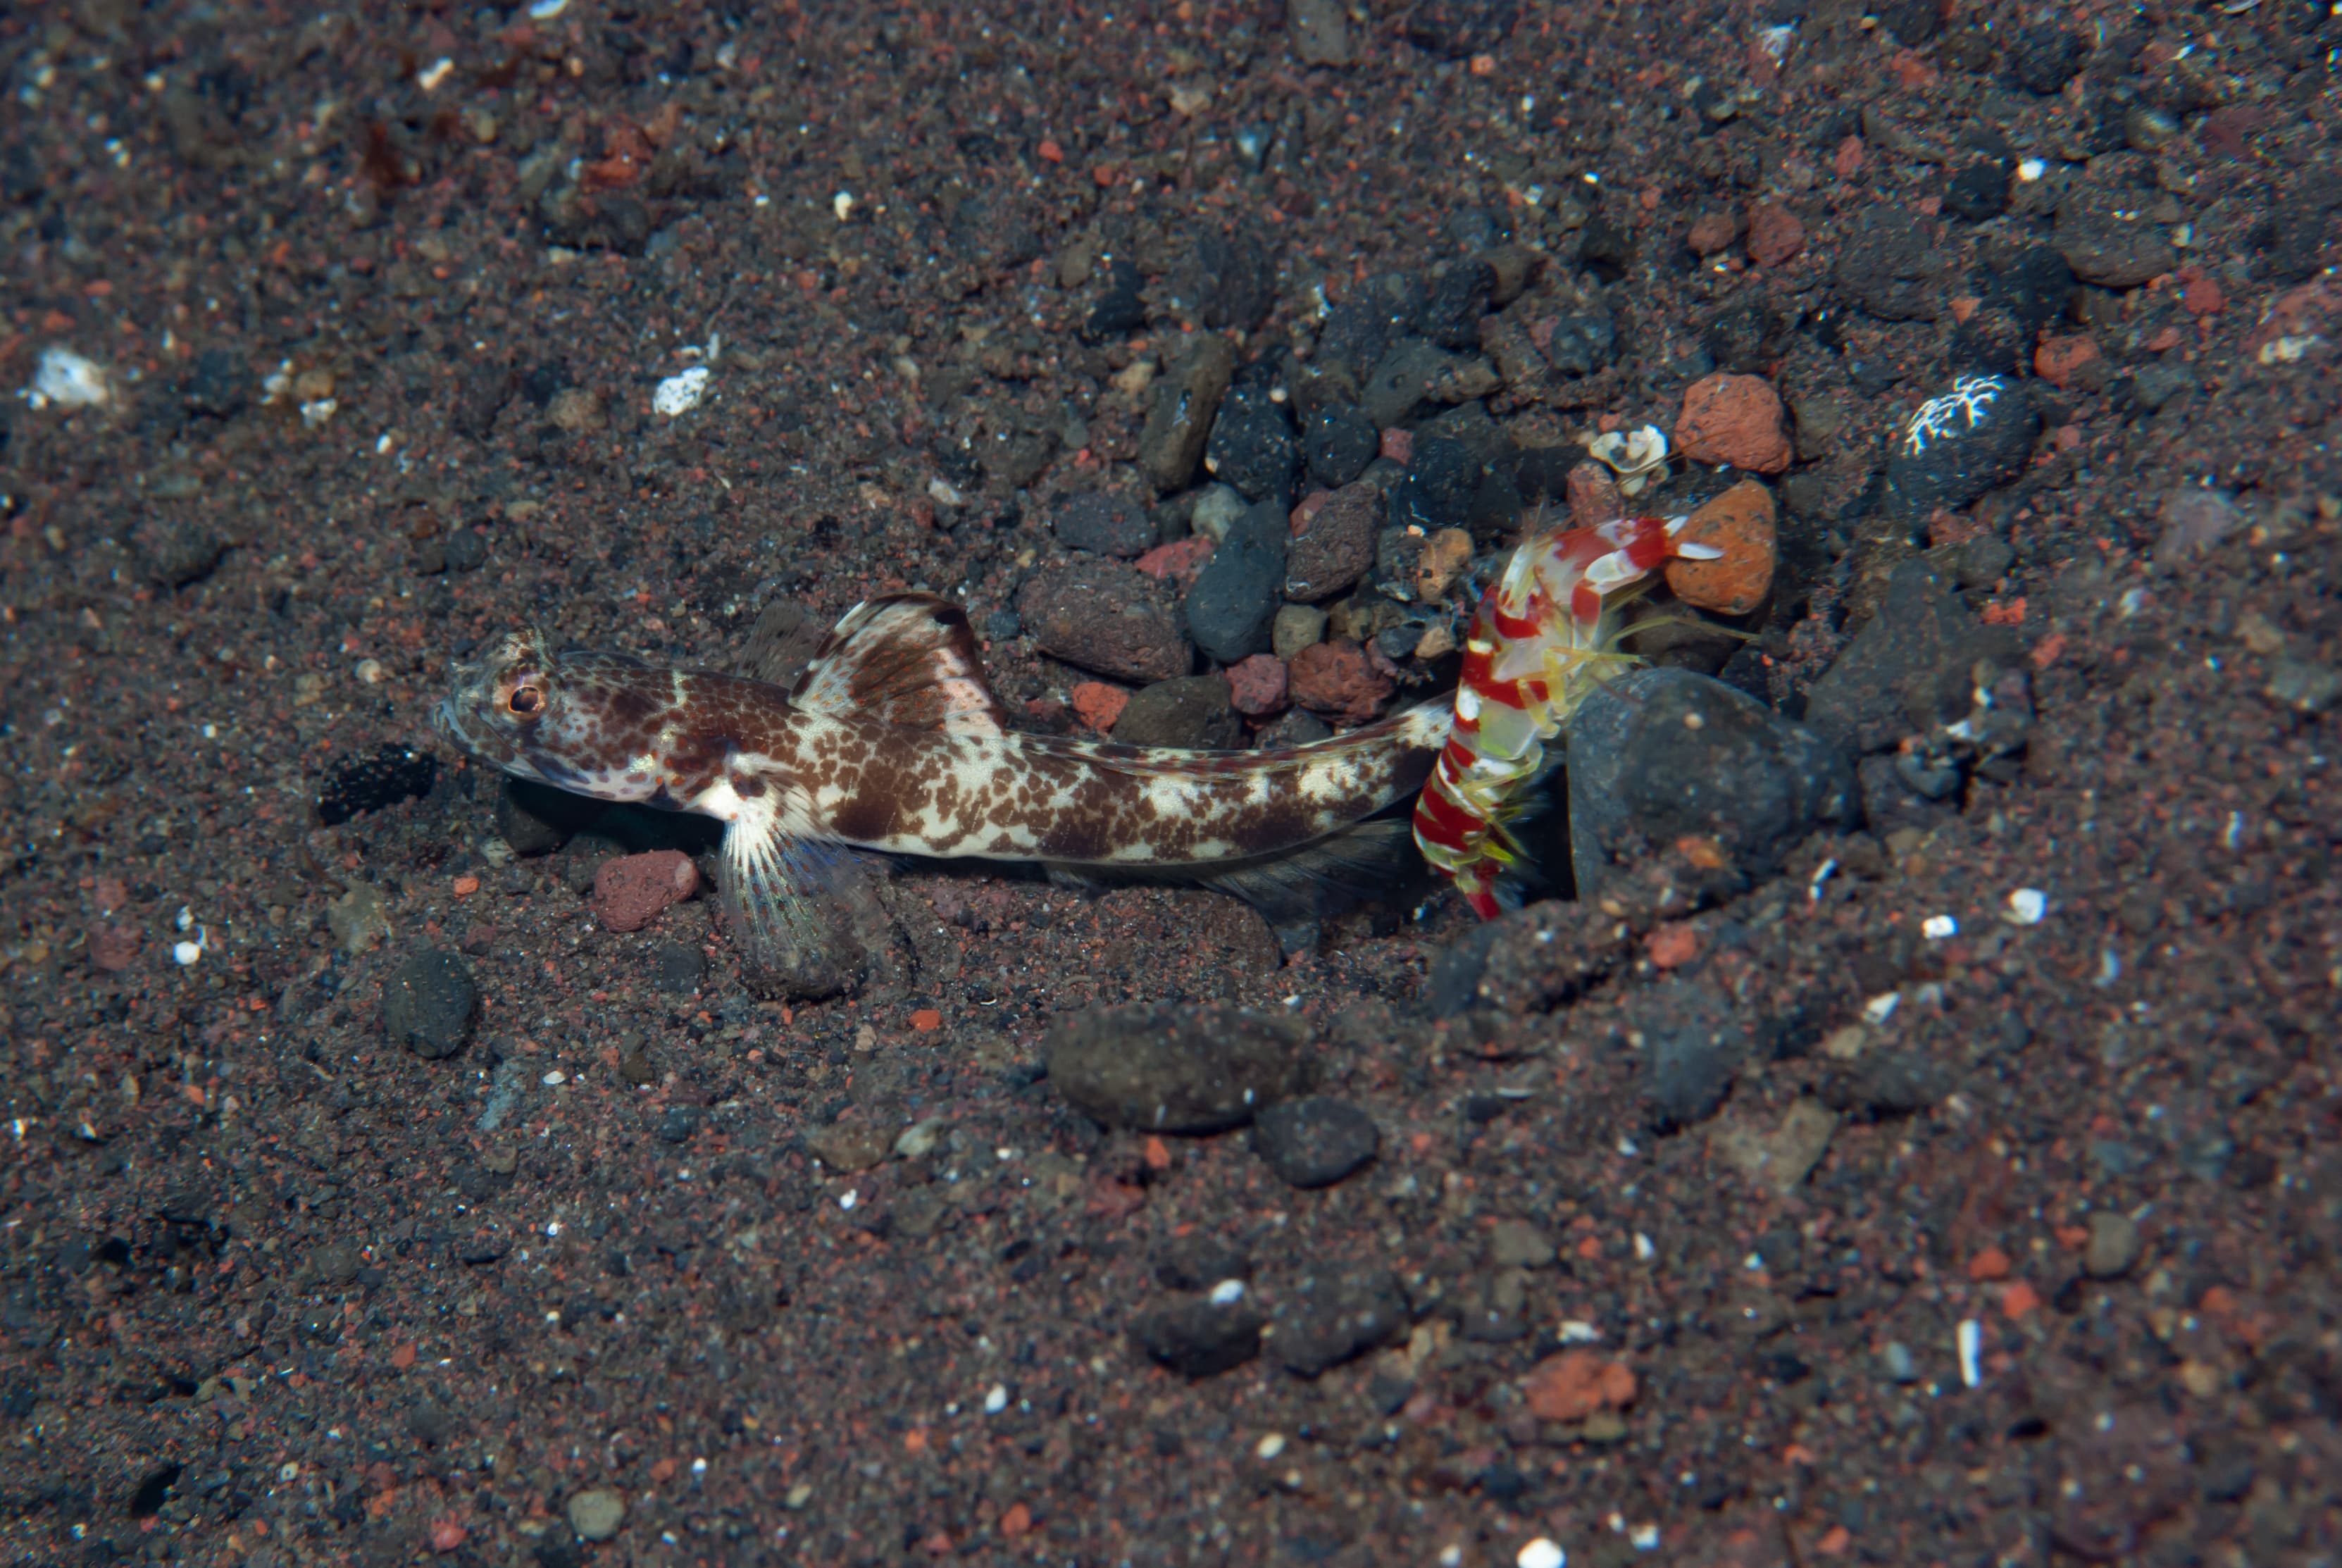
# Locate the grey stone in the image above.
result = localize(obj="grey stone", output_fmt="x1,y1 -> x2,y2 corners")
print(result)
1804,561 -> 2019,754
1283,483 -> 1378,603
2055,183 -> 2176,287
566,1488 -> 625,1543
1567,668 -> 1859,900
1286,0 -> 1355,66
1833,209 -> 1949,322
1139,335 -> 1237,490
2083,1211 -> 2141,1278
1487,1219 -> 1555,1269
1184,499 -> 1288,664
1053,492 -> 1155,557
1188,483 -> 1247,542
495,777 -> 601,855
1252,1097 -> 1379,1188
1045,1003 -> 1312,1133
382,950 -> 479,1061
1113,675 -> 1243,749
1018,561 -> 1192,683
1631,978 -> 1753,1129
2130,361 -> 2194,412
1361,338 -> 1458,429
1275,1269 -> 1407,1377
1271,604 -> 1328,661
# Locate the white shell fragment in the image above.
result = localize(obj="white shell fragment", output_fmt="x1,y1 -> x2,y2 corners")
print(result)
652,366 -> 711,417
25,345 -> 112,409
1921,914 -> 1959,940
1957,1318 -> 1984,1388
1518,1540 -> 1566,1568
2005,888 -> 2048,925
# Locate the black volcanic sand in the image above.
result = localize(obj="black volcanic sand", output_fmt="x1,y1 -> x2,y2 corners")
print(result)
4,4 -> 2340,1566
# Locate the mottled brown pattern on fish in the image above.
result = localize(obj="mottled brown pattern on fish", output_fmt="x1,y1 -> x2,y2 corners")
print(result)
432,595 -> 1452,961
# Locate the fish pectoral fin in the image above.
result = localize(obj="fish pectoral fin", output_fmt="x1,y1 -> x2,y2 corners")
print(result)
791,593 -> 1008,738
720,816 -> 880,995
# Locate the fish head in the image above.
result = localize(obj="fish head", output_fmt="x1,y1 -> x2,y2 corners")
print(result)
434,628 -> 674,802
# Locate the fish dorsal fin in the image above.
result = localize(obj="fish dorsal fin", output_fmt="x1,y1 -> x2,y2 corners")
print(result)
740,599 -> 830,690
792,593 -> 1008,736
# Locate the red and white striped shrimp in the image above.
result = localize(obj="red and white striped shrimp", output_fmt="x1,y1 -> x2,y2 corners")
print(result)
1412,514 -> 1721,919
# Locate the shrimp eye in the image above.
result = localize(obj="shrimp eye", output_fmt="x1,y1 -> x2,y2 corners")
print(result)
507,683 -> 545,717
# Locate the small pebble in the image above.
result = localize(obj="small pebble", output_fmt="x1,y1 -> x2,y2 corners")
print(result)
1251,1096 -> 1379,1188
2083,1211 -> 2141,1278
566,1488 -> 625,1543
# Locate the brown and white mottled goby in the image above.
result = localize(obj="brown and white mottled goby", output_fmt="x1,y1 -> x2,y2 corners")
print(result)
433,593 -> 1451,972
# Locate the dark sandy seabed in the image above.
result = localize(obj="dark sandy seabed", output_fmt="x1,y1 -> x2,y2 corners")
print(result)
4,1 -> 2341,1564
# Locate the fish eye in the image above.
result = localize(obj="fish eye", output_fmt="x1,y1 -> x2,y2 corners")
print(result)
507,683 -> 546,718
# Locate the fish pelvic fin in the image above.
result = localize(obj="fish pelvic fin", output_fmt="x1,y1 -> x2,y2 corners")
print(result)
719,799 -> 884,997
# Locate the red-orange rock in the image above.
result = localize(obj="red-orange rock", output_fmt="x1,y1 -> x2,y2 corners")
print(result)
1747,202 -> 1805,268
2033,332 -> 2103,391
1664,478 -> 1778,615
1070,680 -> 1130,733
1287,639 -> 1393,724
1674,373 -> 1793,473
1686,210 -> 1743,257
1223,654 -> 1288,717
1521,1350 -> 1638,1422
592,850 -> 700,933
1566,461 -> 1625,528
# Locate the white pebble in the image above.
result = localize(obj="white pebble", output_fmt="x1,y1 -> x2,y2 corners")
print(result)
27,345 -> 111,408
1253,1433 -> 1285,1462
832,190 -> 855,221
527,0 -> 571,16
354,658 -> 385,685
1862,991 -> 1900,1025
417,57 -> 455,92
2017,157 -> 2047,182
1956,1318 -> 1983,1388
652,366 -> 711,418
1518,1539 -> 1566,1568
1628,1524 -> 1659,1550
1921,914 -> 1958,940
1207,1278 -> 1247,1306
1633,1232 -> 1655,1262
540,1070 -> 566,1086
2007,888 -> 2048,925
1559,1320 -> 1602,1343
172,940 -> 204,966
983,1383 -> 1009,1415
837,1188 -> 858,1211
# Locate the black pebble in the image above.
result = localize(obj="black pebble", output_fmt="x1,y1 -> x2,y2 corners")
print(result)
1303,404 -> 1378,489
180,348 -> 250,418
1276,1268 -> 1407,1376
1052,491 -> 1156,558
1884,373 -> 2041,518
1630,978 -> 1755,1130
442,530 -> 489,573
1153,1234 -> 1251,1291
656,1105 -> 702,1144
1130,1296 -> 1265,1379
1417,260 -> 1493,349
1183,499 -> 1288,663
1252,1096 -> 1380,1188
1204,380 -> 1297,504
382,950 -> 479,1061
316,745 -> 438,826
653,941 -> 706,995
1543,309 -> 1617,376
2010,24 -> 2083,95
1943,158 -> 2011,223
1390,436 -> 1478,532
1083,256 -> 1146,340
